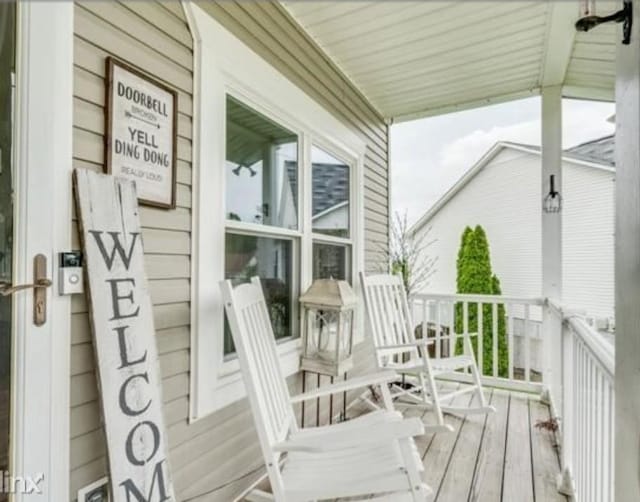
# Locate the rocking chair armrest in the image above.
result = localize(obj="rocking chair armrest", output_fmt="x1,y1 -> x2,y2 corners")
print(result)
272,417 -> 425,453
380,340 -> 435,351
438,332 -> 479,340
290,370 -> 398,403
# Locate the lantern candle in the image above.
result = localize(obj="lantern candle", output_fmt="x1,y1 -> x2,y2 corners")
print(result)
299,279 -> 357,376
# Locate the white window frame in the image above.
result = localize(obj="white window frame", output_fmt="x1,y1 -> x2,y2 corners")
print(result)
309,141 -> 356,285
222,91 -> 304,361
185,4 -> 366,420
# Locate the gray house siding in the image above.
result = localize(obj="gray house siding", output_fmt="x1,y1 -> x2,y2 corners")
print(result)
69,1 -> 388,500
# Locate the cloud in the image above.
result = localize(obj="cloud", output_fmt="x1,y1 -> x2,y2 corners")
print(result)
439,119 -> 540,173
391,99 -> 615,226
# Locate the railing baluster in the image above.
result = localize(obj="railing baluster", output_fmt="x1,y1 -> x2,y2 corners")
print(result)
593,357 -> 599,501
572,337 -> 578,495
477,302 -> 483,375
449,300 -> 455,358
603,380 -> 608,501
609,382 -> 614,502
574,338 -> 580,496
421,298 -> 427,352
524,304 -> 531,382
583,342 -> 588,499
604,378 -> 609,502
462,301 -> 469,361
578,340 -> 585,497
492,302 -> 498,378
587,352 -> 593,502
435,300 -> 441,359
597,371 -> 604,502
508,304 -> 514,381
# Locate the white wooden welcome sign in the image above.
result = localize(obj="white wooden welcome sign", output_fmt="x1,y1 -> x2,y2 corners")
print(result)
74,168 -> 175,502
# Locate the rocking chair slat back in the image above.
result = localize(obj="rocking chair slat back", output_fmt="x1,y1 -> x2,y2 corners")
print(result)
360,273 -> 419,364
220,278 -> 294,452
361,273 -> 495,431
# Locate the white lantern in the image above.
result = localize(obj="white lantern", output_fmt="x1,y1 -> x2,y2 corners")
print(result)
299,279 -> 357,377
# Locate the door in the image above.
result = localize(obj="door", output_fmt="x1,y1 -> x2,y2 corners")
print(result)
4,2 -> 73,501
0,3 -> 15,500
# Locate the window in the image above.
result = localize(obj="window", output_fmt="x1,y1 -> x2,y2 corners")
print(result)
224,233 -> 296,355
188,6 -> 366,418
226,96 -> 298,229
312,146 -> 350,238
311,146 -> 353,285
224,96 -> 300,356
313,242 -> 350,281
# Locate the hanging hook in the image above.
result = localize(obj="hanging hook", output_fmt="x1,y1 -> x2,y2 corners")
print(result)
575,0 -> 632,45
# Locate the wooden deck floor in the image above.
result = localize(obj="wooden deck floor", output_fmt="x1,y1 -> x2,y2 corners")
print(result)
392,386 -> 566,502
248,386 -> 566,502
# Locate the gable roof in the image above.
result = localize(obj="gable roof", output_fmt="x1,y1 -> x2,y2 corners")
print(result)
409,135 -> 615,236
565,135 -> 615,167
497,135 -> 616,167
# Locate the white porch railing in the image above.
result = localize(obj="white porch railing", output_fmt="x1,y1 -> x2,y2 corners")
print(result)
412,293 -> 616,502
410,293 -> 545,393
560,313 -> 615,502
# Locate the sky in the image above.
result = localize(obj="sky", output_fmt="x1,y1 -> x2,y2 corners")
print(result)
390,98 -> 616,226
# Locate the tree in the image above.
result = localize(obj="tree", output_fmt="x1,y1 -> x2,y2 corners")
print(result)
490,274 -> 509,377
454,225 -> 508,377
382,211 -> 438,298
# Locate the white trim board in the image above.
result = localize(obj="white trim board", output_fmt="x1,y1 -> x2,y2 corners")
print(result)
390,85 -> 613,124
183,2 -> 366,420
12,2 -> 74,501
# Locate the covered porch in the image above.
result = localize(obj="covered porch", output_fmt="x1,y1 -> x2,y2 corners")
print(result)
246,1 -> 622,500
247,290 -> 608,501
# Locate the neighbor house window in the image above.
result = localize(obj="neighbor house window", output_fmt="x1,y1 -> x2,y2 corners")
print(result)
224,96 -> 300,355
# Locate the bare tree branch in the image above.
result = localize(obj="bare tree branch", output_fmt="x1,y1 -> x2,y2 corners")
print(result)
374,210 -> 438,298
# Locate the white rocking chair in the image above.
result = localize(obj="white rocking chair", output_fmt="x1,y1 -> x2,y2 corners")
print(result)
220,277 -> 431,502
360,273 -> 495,433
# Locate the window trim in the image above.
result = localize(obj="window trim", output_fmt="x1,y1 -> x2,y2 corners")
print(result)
186,4 -> 366,421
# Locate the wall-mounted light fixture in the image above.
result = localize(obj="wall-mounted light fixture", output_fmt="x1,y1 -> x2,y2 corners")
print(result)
543,174 -> 562,213
231,164 -> 257,177
576,0 -> 632,45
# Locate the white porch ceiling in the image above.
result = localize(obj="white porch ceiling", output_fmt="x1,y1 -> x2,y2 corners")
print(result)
282,1 -> 617,122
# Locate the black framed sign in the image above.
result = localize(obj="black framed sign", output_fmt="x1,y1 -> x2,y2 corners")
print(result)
105,57 -> 178,209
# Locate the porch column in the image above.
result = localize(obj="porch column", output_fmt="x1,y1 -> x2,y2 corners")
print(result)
541,85 -> 568,494
615,2 -> 640,500
541,85 -> 563,392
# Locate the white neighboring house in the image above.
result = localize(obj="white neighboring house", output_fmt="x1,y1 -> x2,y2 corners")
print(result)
410,135 -> 615,367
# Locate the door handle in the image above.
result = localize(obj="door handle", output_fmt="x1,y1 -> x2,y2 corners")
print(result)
0,278 -> 52,296
0,254 -> 52,326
